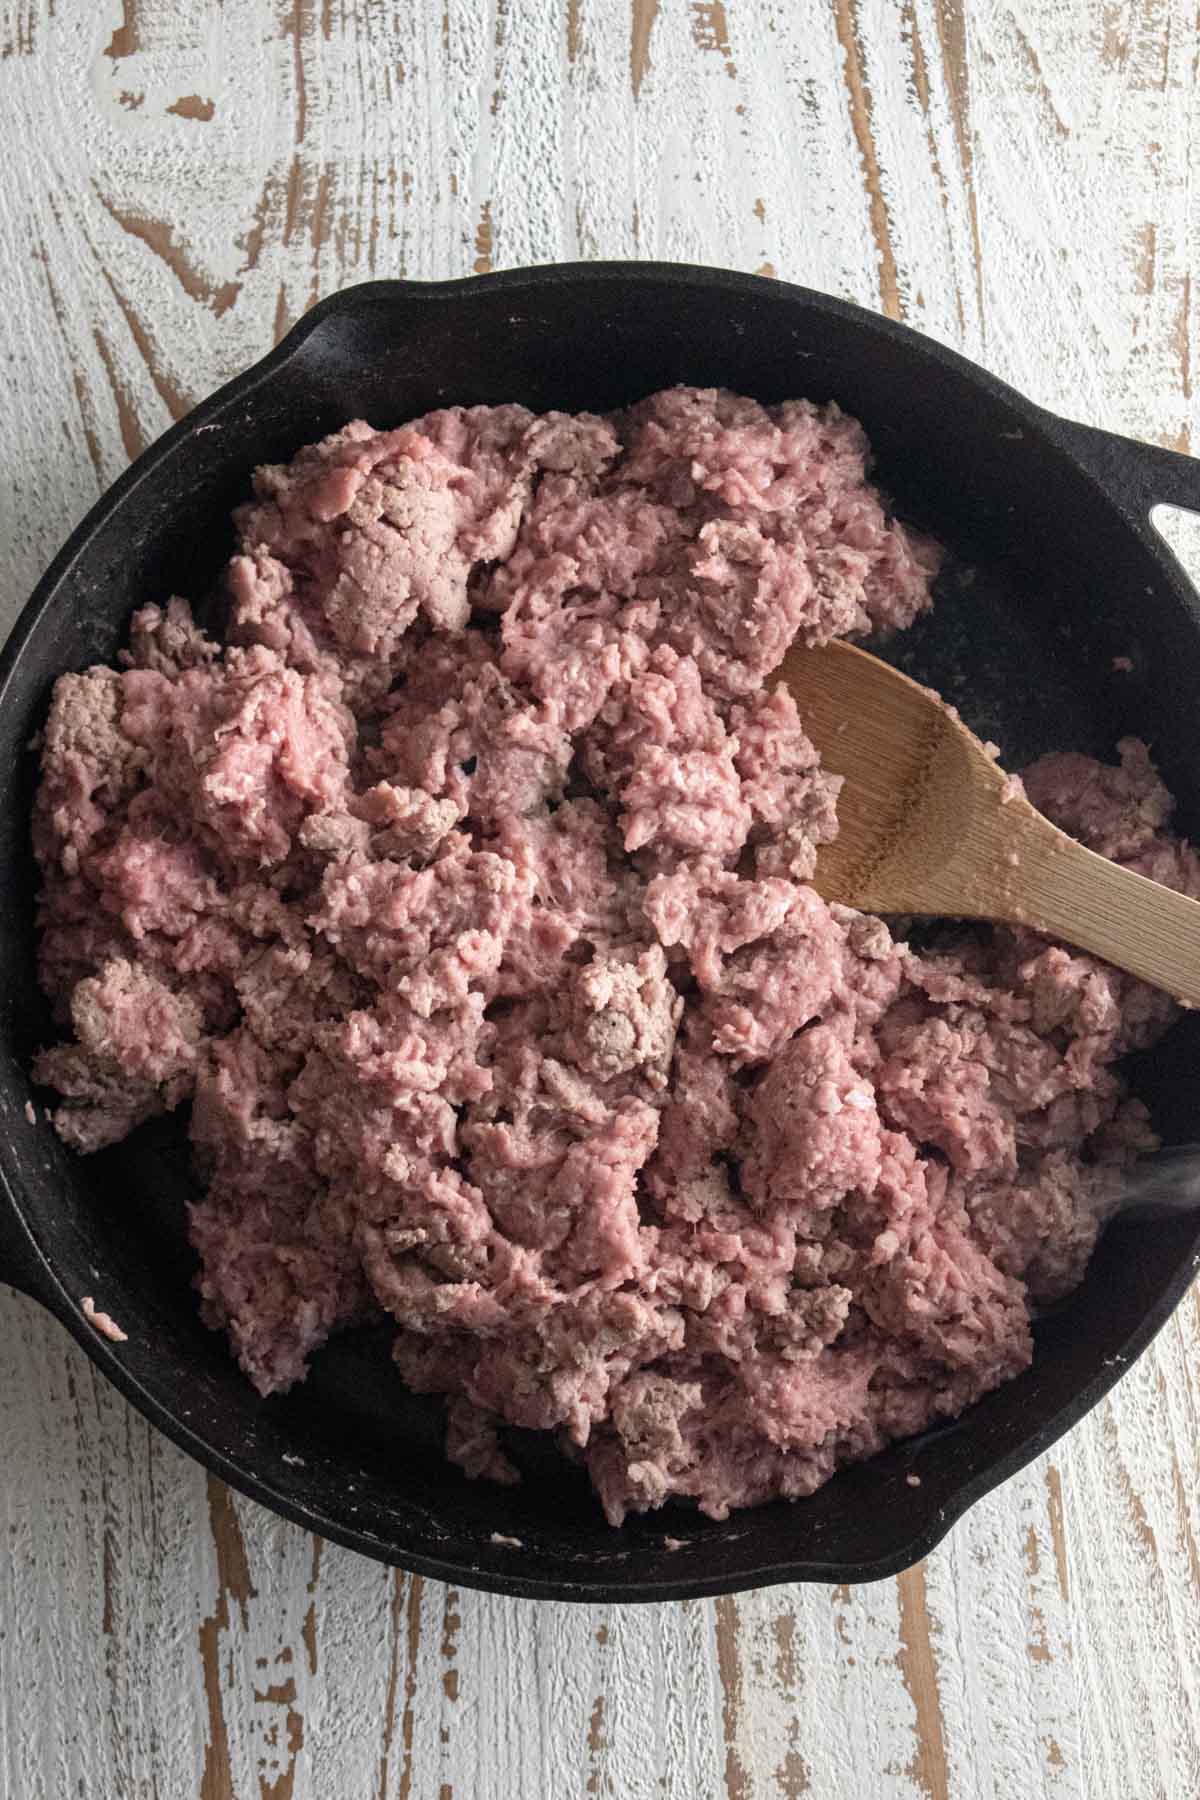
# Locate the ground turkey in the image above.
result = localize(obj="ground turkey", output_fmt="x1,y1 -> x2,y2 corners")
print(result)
32,389 -> 1196,1524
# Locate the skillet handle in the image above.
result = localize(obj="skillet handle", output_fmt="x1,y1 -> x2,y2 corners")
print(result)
0,1182 -> 50,1304
1055,417 -> 1200,518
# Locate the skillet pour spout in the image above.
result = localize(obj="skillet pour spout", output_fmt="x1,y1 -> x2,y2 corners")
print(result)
2,265 -> 1200,1602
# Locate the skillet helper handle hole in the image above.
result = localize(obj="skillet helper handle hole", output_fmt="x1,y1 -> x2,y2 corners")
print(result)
1057,415 -> 1200,520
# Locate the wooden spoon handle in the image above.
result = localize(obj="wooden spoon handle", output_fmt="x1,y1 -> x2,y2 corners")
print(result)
1009,830 -> 1200,1007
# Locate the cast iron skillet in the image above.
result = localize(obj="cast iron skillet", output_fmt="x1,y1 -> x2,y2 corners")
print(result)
2,264 -> 1200,1603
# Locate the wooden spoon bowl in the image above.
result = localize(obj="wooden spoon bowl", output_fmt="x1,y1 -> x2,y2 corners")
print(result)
779,639 -> 1200,1007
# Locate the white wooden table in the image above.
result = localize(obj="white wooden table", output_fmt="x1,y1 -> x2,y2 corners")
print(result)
2,4 -> 1199,1795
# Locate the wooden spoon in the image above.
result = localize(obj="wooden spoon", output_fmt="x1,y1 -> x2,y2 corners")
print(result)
778,638 -> 1200,1006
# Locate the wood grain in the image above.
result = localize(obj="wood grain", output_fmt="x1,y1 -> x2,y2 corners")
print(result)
2,2 -> 1199,1795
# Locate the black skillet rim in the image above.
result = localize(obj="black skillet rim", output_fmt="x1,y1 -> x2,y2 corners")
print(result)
2,261 -> 1199,1602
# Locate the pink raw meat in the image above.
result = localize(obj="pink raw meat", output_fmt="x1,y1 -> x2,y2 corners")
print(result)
31,385 -> 1189,1527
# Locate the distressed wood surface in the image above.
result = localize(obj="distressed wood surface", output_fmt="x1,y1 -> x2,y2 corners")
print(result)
2,2 -> 1199,1795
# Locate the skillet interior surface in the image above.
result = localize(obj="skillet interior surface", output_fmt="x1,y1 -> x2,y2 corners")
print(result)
2,265 -> 1199,1602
